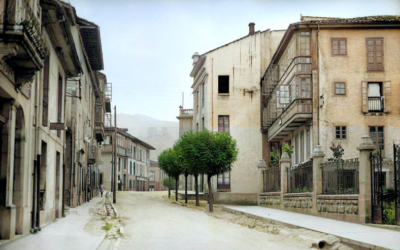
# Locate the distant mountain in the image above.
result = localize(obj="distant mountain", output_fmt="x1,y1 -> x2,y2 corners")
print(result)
117,114 -> 179,161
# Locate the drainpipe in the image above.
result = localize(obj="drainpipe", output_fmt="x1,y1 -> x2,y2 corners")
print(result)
316,23 -> 320,146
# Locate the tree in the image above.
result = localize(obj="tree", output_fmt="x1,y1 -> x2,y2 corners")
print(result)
173,141 -> 189,203
197,130 -> 238,212
158,148 -> 183,201
163,177 -> 176,189
176,131 -> 205,206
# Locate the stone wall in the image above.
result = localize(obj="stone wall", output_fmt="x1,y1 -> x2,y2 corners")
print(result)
259,192 -> 281,206
214,192 -> 258,205
316,195 -> 359,223
283,193 -> 313,210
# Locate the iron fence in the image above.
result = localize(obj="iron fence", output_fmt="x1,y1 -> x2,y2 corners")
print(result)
289,159 -> 313,193
263,168 -> 281,192
321,158 -> 359,194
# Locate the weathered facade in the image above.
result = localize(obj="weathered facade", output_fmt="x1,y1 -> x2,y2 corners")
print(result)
102,128 -> 155,192
149,161 -> 168,191
260,15 -> 400,224
189,23 -> 285,203
0,0 -> 109,241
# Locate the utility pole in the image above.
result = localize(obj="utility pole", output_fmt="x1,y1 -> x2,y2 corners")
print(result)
113,106 -> 117,203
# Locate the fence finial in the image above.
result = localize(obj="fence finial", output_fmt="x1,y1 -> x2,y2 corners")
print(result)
257,159 -> 267,169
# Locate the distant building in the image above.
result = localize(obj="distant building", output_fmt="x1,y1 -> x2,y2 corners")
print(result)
189,23 -> 285,203
101,128 -> 155,192
148,161 -> 168,191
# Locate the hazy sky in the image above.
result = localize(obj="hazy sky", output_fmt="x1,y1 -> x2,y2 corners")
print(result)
68,0 -> 399,122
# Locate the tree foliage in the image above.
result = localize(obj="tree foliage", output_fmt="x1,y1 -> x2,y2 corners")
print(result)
163,177 -> 175,189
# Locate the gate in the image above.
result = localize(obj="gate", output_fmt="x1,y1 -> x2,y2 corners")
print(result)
370,150 -> 383,224
394,144 -> 400,226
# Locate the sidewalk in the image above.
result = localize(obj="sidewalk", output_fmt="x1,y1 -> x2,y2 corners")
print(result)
223,205 -> 400,250
0,197 -> 105,250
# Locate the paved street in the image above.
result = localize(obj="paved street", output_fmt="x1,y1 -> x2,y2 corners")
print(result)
111,192 -> 311,250
0,197 -> 105,250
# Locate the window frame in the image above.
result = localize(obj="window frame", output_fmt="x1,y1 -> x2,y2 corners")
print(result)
218,115 -> 229,133
335,126 -> 347,140
218,75 -> 230,94
217,171 -> 231,190
366,37 -> 384,72
333,81 -> 347,96
331,38 -> 347,56
369,126 -> 384,156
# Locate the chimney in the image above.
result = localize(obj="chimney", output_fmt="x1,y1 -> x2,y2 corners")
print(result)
192,52 -> 200,66
248,22 -> 255,35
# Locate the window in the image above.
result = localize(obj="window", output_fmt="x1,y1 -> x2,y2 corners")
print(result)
299,32 -> 310,56
133,162 -> 136,175
335,126 -> 347,139
201,117 -> 204,130
201,83 -> 205,106
150,171 -> 155,181
218,75 -> 229,94
300,131 -> 304,162
217,171 -> 230,190
331,38 -> 347,55
300,77 -> 311,98
196,123 -> 199,132
368,82 -> 383,112
334,82 -> 346,95
196,90 -> 199,111
366,38 -> 384,71
218,115 -> 229,132
369,126 -> 384,154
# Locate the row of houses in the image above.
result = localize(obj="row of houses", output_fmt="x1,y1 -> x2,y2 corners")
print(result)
0,0 -> 113,241
177,16 -> 400,223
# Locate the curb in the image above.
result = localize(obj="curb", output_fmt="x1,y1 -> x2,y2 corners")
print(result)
221,206 -> 391,250
107,197 -> 119,218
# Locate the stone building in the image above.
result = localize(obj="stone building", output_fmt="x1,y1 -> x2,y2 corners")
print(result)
101,128 -> 155,192
189,23 -> 285,204
149,161 -> 168,191
259,15 -> 400,224
261,15 -> 400,183
0,0 -> 109,241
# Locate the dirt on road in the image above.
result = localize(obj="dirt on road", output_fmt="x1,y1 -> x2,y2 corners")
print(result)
96,191 -> 353,250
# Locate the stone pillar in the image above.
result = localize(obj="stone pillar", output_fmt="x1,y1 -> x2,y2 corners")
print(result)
257,159 -> 267,193
280,152 -> 290,209
312,145 -> 325,214
6,103 -> 16,207
357,135 -> 375,224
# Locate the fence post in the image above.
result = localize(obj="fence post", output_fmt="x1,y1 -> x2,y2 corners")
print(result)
312,145 -> 325,214
257,159 -> 267,193
357,135 -> 375,223
280,152 -> 290,209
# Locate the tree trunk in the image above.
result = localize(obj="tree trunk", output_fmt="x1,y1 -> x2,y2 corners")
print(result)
194,174 -> 199,206
168,176 -> 171,198
184,172 -> 188,203
175,176 -> 179,202
207,175 -> 213,212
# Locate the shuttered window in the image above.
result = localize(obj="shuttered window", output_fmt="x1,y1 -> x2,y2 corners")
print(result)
366,38 -> 384,71
218,115 -> 229,132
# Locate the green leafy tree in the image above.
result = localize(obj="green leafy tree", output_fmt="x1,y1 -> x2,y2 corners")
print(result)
173,141 -> 189,203
200,130 -> 238,212
270,147 -> 280,168
158,148 -> 183,201
176,131 -> 205,206
162,177 -> 176,189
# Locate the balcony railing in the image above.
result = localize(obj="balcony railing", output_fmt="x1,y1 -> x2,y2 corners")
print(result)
179,109 -> 193,116
368,97 -> 384,112
266,99 -> 312,141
